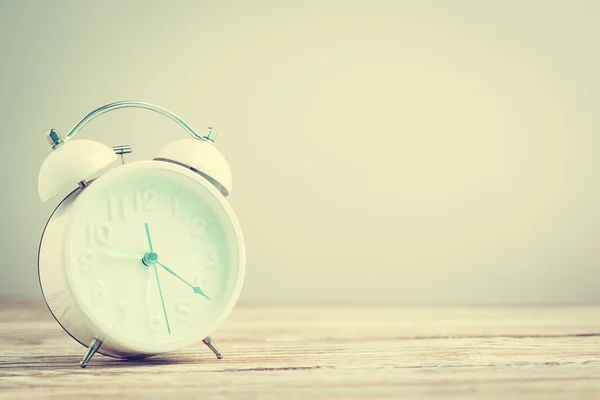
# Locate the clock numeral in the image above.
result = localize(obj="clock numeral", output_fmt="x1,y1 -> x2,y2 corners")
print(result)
114,301 -> 128,330
191,215 -> 207,237
147,308 -> 162,334
108,188 -> 158,220
74,250 -> 96,275
91,280 -> 107,303
172,194 -> 181,217
193,276 -> 207,288
204,246 -> 218,269
134,188 -> 158,212
175,299 -> 194,327
107,196 -> 128,221
80,220 -> 111,247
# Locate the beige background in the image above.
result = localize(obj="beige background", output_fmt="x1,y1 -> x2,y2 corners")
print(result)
1,0 -> 599,305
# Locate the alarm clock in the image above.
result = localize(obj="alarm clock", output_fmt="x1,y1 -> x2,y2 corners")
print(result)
37,101 -> 246,368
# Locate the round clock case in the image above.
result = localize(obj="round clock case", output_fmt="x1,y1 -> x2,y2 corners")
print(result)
39,160 -> 245,359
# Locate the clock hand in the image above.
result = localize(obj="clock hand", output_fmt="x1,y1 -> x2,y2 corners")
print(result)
144,222 -> 154,252
144,223 -> 170,334
104,247 -> 144,259
152,263 -> 171,334
157,261 -> 211,300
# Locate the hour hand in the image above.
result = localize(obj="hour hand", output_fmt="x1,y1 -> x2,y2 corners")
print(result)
157,261 -> 211,300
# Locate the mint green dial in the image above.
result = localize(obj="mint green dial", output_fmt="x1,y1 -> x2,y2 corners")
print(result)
62,161 -> 245,354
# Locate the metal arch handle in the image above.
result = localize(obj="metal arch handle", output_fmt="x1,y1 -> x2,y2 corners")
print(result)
64,100 -> 210,142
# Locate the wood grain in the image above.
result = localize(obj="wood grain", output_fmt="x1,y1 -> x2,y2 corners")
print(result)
0,301 -> 599,399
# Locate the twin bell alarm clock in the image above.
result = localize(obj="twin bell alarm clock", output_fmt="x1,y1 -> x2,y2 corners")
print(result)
37,101 -> 245,367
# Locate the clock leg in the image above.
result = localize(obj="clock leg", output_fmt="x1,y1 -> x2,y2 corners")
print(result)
80,338 -> 102,368
202,336 -> 223,359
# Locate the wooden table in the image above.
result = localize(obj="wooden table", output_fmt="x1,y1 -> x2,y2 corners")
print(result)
0,301 -> 599,399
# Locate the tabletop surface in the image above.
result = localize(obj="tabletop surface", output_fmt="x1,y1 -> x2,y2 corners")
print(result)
0,300 -> 599,399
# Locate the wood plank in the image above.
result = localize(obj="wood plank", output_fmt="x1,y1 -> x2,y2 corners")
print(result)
0,301 -> 599,399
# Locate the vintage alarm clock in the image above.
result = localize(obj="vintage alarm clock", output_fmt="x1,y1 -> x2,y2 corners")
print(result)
37,101 -> 245,367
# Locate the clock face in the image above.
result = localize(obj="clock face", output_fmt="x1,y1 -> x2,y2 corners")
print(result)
63,161 -> 244,354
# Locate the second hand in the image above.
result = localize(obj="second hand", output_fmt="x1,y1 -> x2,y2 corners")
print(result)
144,222 -> 171,334
153,263 -> 171,334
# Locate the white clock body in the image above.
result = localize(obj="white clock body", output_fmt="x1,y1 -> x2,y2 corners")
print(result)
38,160 -> 245,358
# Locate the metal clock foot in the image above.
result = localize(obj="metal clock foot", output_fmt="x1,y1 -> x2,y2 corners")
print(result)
202,336 -> 223,359
80,338 -> 102,368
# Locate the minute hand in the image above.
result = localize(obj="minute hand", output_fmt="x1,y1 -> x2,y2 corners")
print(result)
157,261 -> 211,300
